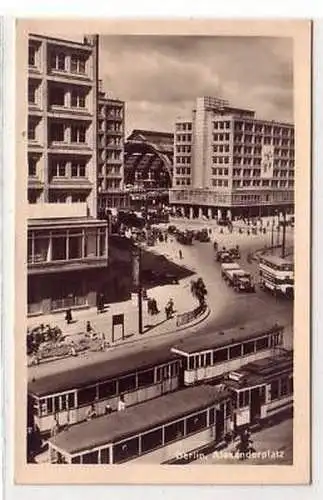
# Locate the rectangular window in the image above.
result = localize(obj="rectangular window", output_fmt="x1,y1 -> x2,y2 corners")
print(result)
51,161 -> 66,177
209,407 -> 215,425
28,120 -> 36,141
186,410 -> 207,435
51,235 -> 67,261
256,336 -> 269,351
100,448 -> 110,464
50,52 -> 66,71
164,420 -> 185,443
28,45 -> 36,66
33,235 -> 50,262
77,386 -> 97,406
242,341 -> 255,355
113,437 -> 139,464
68,235 -> 83,260
141,428 -> 163,453
71,54 -> 87,74
71,90 -> 86,108
138,369 -> 154,388
82,451 -> 99,464
119,374 -> 136,393
71,162 -> 86,177
213,348 -> 228,364
98,380 -> 116,400
28,83 -> 36,104
229,344 -> 242,359
49,86 -> 65,107
28,158 -> 37,177
280,377 -> 289,396
270,380 -> 279,401
71,125 -> 86,143
71,456 -> 81,464
50,122 -> 65,142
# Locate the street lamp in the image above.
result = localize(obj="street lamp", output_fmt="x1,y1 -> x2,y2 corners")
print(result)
132,244 -> 143,334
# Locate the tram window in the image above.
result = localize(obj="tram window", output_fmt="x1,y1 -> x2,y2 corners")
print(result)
209,407 -> 215,425
231,391 -> 237,409
170,363 -> 178,377
256,336 -> 269,351
119,374 -> 136,393
213,348 -> 228,363
71,456 -> 81,464
156,367 -> 162,382
205,352 -> 212,366
47,397 -> 53,414
163,366 -> 169,379
141,428 -> 163,453
68,392 -> 75,409
165,420 -> 185,443
186,410 -> 207,435
260,386 -> 266,404
238,392 -> 244,408
243,341 -> 255,355
226,401 -> 231,417
138,369 -> 154,388
82,450 -> 99,464
114,437 -> 139,463
53,396 -> 61,413
229,344 -> 242,360
40,399 -> 47,416
61,395 -> 68,411
289,377 -> 293,394
189,356 -> 195,370
77,386 -> 97,406
100,447 -> 110,464
98,380 -> 116,399
270,380 -> 279,401
280,377 -> 289,396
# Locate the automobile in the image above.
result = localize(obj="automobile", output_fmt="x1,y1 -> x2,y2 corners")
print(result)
194,229 -> 210,242
216,251 -> 234,263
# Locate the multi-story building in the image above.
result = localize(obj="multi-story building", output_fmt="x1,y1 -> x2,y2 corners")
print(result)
170,96 -> 295,219
97,84 -> 126,213
27,34 -> 109,316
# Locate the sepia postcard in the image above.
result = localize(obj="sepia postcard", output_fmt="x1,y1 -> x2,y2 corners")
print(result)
14,18 -> 311,485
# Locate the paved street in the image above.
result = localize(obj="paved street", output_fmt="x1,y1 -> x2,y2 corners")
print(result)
28,219 -> 293,381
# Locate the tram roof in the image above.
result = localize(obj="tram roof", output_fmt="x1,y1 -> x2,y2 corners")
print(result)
259,254 -> 294,266
49,385 -> 230,455
28,345 -> 177,397
171,320 -> 283,356
224,351 -> 293,389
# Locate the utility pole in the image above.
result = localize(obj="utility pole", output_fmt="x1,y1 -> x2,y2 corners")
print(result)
132,245 -> 143,334
281,211 -> 287,259
271,219 -> 274,253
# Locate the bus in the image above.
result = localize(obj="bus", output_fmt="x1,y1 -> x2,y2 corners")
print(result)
259,254 -> 294,297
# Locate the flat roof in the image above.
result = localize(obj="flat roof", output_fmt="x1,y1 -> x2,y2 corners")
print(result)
225,351 -> 293,389
28,345 -> 177,397
171,320 -> 283,356
260,254 -> 294,266
49,385 -> 230,454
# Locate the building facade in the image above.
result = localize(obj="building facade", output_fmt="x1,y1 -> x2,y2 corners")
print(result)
27,34 -> 109,316
97,85 -> 126,213
170,96 -> 295,219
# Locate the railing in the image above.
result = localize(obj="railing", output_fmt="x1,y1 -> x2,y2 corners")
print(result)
176,303 -> 207,328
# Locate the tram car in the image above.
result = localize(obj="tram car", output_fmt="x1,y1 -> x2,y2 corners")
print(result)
28,345 -> 183,437
171,320 -> 285,386
222,349 -> 293,429
47,384 -> 232,465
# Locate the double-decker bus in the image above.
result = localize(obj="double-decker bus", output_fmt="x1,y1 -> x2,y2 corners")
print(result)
259,254 -> 294,297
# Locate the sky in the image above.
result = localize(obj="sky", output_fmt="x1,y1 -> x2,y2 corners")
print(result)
98,35 -> 293,138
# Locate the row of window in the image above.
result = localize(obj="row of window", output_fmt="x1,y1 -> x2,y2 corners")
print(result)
175,179 -> 191,186
212,179 -> 229,187
176,123 -> 192,132
212,168 -> 229,176
260,271 -> 294,286
28,121 -> 89,144
35,362 -> 180,417
28,193 -> 88,204
29,44 -> 89,75
176,167 -> 191,176
186,333 -> 282,371
232,180 -> 294,189
232,168 -> 294,177
176,134 -> 192,142
259,261 -> 294,272
233,158 -> 294,167
214,145 -> 230,153
234,123 -> 293,136
176,146 -> 191,154
234,136 -> 295,148
66,403 -> 228,464
213,121 -> 231,130
175,156 -> 191,164
213,133 -> 230,142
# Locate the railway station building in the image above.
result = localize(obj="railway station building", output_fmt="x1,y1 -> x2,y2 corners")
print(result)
170,96 -> 295,220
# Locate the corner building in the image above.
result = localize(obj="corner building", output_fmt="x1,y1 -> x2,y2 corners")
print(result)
170,96 -> 295,219
27,34 -> 108,316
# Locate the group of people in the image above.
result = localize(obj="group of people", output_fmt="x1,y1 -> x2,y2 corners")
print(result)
86,395 -> 126,421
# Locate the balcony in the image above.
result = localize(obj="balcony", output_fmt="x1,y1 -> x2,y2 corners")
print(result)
28,256 -> 108,275
28,202 -> 88,220
48,141 -> 93,155
28,177 -> 44,190
49,177 -> 92,190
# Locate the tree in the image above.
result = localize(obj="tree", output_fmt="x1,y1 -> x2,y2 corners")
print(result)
190,277 -> 208,307
235,429 -> 256,460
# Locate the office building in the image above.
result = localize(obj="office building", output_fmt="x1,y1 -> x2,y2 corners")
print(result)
27,33 -> 108,316
170,96 -> 294,219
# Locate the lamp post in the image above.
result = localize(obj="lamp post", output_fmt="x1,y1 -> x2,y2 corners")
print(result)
281,210 -> 287,259
132,244 -> 143,334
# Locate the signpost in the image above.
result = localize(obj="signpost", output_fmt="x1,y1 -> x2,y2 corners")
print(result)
112,313 -> 124,343
132,245 -> 143,334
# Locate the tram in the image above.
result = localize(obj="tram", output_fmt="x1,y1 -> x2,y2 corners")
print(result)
171,320 -> 285,385
222,349 -> 293,429
28,346 -> 182,436
47,385 -> 232,465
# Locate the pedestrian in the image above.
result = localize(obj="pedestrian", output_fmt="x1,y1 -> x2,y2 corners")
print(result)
105,403 -> 112,415
179,249 -> 183,260
70,342 -> 77,357
51,415 -> 59,437
165,233 -> 168,243
65,308 -> 72,325
118,395 -> 126,412
86,321 -> 93,334
152,298 -> 159,315
86,404 -> 97,421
